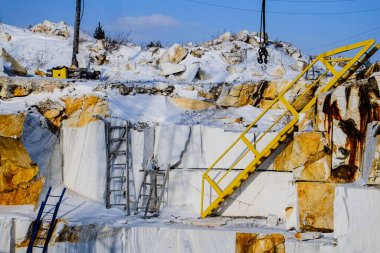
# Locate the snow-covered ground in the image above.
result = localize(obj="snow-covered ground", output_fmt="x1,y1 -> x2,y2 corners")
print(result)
0,20 -> 306,84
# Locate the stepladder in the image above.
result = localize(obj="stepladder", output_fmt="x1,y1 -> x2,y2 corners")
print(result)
135,162 -> 170,219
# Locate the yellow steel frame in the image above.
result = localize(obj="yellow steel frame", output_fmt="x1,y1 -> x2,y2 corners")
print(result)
200,39 -> 380,218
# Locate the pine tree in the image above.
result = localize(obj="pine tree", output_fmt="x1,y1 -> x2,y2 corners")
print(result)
94,22 -> 105,40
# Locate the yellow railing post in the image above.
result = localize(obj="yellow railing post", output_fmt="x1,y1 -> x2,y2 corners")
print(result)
200,39 -> 379,218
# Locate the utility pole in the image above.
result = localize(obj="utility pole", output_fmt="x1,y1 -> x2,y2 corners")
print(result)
71,0 -> 81,67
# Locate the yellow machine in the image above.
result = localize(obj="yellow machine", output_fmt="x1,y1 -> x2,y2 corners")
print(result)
47,66 -> 100,80
51,67 -> 68,79
200,39 -> 380,218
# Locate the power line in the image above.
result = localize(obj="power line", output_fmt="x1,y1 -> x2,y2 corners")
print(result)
269,0 -> 355,3
183,0 -> 380,15
306,24 -> 380,52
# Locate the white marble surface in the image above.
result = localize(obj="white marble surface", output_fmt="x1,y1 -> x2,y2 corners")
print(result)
168,169 -> 295,218
62,121 -> 107,202
334,185 -> 380,253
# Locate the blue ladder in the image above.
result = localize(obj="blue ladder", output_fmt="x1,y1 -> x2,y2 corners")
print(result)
27,186 -> 66,253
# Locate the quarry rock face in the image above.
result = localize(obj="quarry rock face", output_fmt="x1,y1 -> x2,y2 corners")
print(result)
357,62 -> 380,79
160,43 -> 188,64
297,182 -> 335,232
274,132 -> 331,182
362,122 -> 380,185
0,114 -> 44,205
216,83 -> 256,107
366,134 -> 380,184
62,95 -> 108,127
218,32 -> 232,42
89,40 -> 108,65
1,48 -> 27,76
31,20 -> 70,38
1,32 -> 12,42
236,233 -> 285,253
270,65 -> 286,78
0,76 -> 68,99
170,96 -> 215,110
315,79 -> 380,183
37,95 -> 108,128
222,50 -> 247,65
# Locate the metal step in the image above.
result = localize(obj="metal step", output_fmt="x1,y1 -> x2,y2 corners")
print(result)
110,176 -> 126,179
109,151 -> 127,155
143,183 -> 163,186
109,126 -> 127,130
109,138 -> 126,142
108,163 -> 127,168
200,40 -> 379,218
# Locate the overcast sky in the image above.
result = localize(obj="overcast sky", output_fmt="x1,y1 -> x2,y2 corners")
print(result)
1,0 -> 380,60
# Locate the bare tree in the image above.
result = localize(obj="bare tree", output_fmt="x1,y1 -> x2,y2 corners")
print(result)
71,0 -> 81,67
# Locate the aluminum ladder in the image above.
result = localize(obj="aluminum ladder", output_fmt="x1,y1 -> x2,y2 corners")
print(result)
105,121 -> 135,215
135,166 -> 170,219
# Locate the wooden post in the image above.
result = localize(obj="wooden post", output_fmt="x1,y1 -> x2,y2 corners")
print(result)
71,0 -> 81,67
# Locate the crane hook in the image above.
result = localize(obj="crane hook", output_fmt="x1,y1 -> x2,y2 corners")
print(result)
257,0 -> 269,64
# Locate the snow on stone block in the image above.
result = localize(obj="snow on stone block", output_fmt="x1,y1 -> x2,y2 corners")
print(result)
297,182 -> 335,232
218,32 -> 232,42
160,63 -> 186,76
177,63 -> 200,82
154,124 -> 191,168
334,186 -> 380,253
31,20 -> 70,38
221,50 -> 246,65
62,121 -> 107,202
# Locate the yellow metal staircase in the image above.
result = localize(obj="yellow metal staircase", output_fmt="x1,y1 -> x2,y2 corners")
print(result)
201,39 -> 380,218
